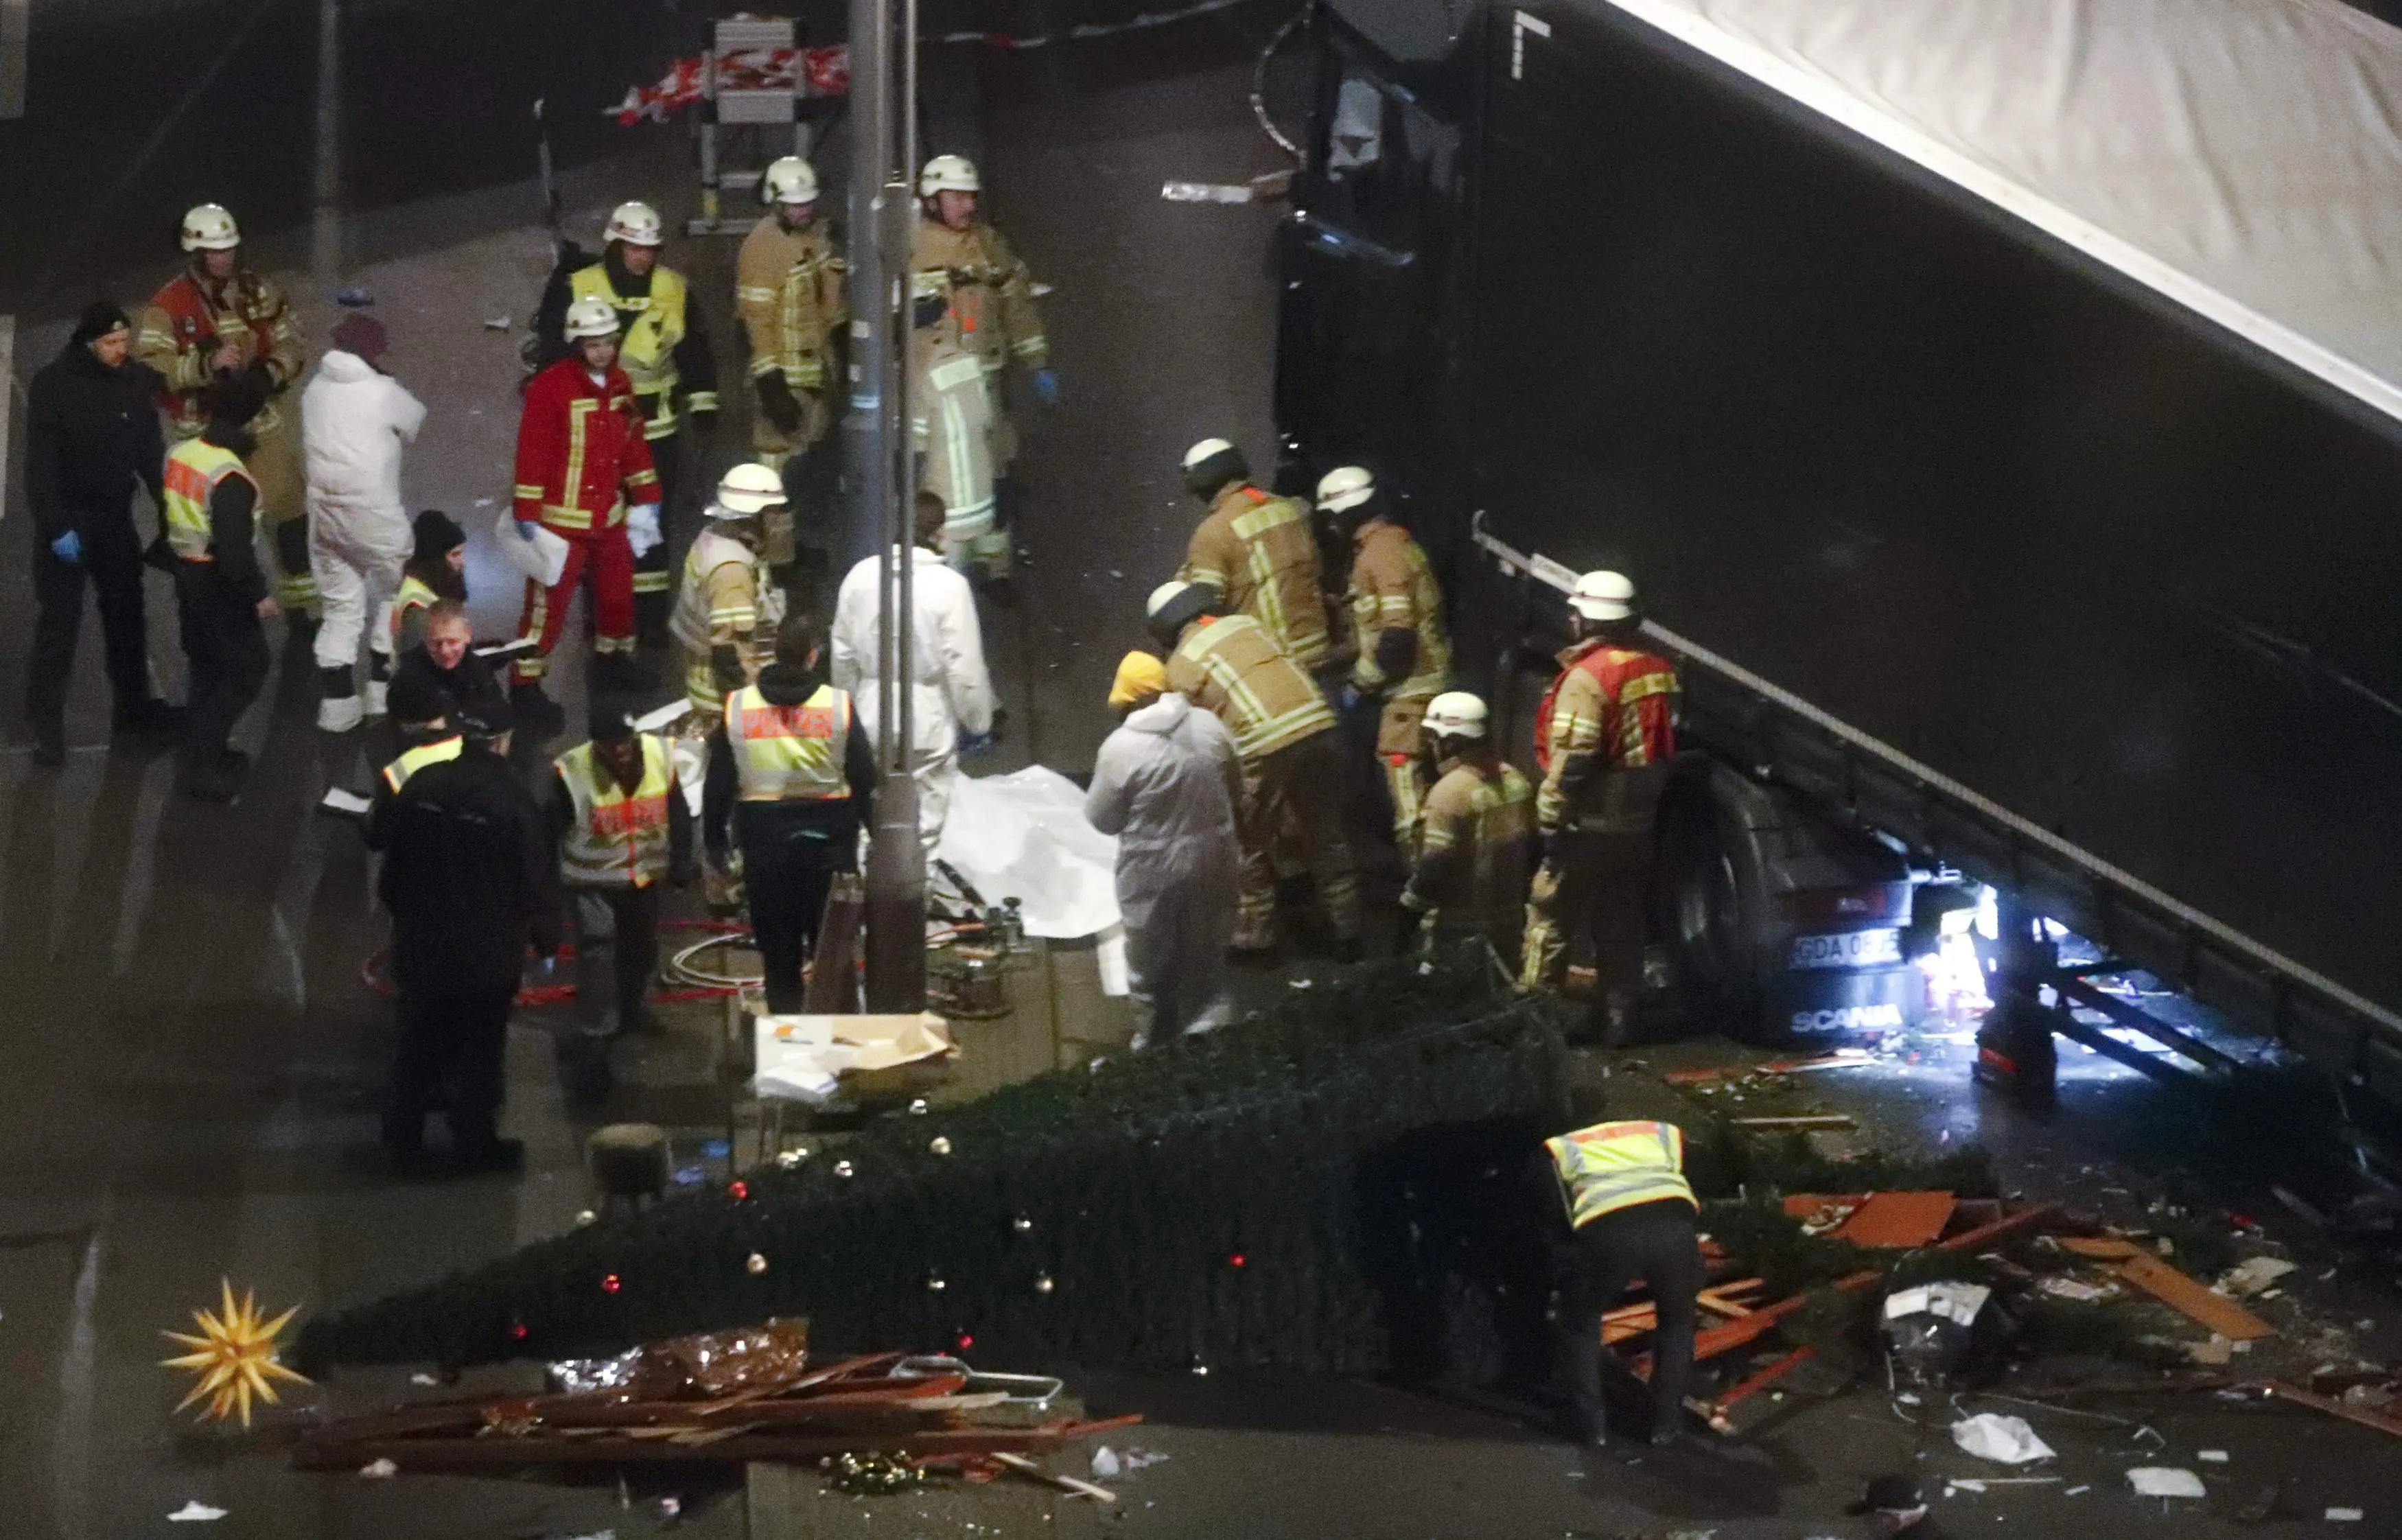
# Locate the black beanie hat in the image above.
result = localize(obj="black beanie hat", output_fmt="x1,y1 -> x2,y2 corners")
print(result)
411,509 -> 466,567
72,301 -> 131,347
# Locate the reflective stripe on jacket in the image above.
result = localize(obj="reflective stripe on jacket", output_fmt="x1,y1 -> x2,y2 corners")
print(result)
162,438 -> 256,561
1165,614 -> 1336,764
726,684 -> 852,802
1180,483 -> 1328,670
382,735 -> 464,793
572,264 -> 693,438
555,736 -> 675,887
1544,1119 -> 1698,1229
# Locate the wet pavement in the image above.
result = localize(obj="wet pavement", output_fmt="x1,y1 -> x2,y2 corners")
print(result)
5,3 -> 2402,1537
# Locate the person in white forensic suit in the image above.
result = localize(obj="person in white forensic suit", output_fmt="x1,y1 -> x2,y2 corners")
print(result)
829,491 -> 998,841
301,313 -> 426,731
1084,651 -> 1242,1047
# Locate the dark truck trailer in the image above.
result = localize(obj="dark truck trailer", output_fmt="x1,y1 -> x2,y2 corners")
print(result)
1276,0 -> 2402,1105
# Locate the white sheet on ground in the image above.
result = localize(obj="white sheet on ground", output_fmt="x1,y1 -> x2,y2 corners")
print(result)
935,766 -> 1122,942
1600,0 -> 2402,425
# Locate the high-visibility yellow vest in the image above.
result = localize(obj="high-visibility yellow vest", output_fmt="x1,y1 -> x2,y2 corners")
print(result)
725,683 -> 851,803
555,736 -> 675,887
381,735 -> 464,793
1544,1120 -> 1698,1229
161,438 -> 257,562
391,573 -> 442,640
570,264 -> 693,437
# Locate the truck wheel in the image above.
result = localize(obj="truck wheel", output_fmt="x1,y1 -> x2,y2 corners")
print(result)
1655,765 -> 1782,1043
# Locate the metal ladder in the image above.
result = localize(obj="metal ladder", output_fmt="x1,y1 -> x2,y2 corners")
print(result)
688,15 -> 815,236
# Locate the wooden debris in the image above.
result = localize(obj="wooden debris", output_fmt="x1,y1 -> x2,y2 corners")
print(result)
2057,1236 -> 2143,1260
1705,1344 -> 1819,1421
2256,1380 -> 2402,1442
1781,1192 -> 1957,1248
1662,1055 -> 1869,1084
988,1451 -> 1118,1503
2116,1252 -> 2274,1342
1729,1115 -> 1856,1130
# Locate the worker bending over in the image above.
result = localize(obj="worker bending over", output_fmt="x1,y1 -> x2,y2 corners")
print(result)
1086,651 -> 1244,1046
550,699 -> 695,1101
1324,466 -> 1449,846
1522,571 -> 1681,1036
705,614 -> 877,1013
1398,692 -> 1535,965
1535,1115 -> 1704,1448
1149,581 -> 1357,960
1176,439 -> 1328,671
672,463 -> 784,727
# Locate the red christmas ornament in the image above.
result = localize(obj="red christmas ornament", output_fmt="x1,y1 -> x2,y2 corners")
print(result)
955,1331 -> 976,1351
1226,1251 -> 1248,1269
601,1273 -> 622,1294
727,1179 -> 751,1201
509,1322 -> 529,1340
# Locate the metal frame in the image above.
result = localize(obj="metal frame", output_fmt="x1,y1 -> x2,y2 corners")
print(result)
1472,516 -> 2402,1106
689,16 -> 819,237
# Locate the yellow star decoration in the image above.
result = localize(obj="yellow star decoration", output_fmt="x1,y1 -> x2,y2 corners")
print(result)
159,1280 -> 311,1427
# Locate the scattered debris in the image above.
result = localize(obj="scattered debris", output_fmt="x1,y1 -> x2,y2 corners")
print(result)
333,287 -> 373,307
1729,1115 -> 1856,1130
2197,1449 -> 2229,1462
1950,1412 -> 2055,1465
2219,1257 -> 2298,1298
2257,1380 -> 2402,1442
2327,1507 -> 2365,1521
990,1450 -> 1116,1502
1783,1191 -> 1956,1248
2125,1467 -> 2207,1500
2037,1276 -> 2116,1303
166,1502 -> 228,1523
1946,1477 -> 2059,1494
2117,1250 -> 2276,1340
482,316 -> 512,330
358,1458 -> 398,1478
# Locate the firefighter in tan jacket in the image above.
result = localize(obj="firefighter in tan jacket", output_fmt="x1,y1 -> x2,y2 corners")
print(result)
671,463 -> 786,727
1149,581 -> 1357,960
913,155 -> 1056,579
736,156 -> 845,571
137,203 -> 318,621
1399,692 -> 1535,966
1176,439 -> 1330,672
1323,466 -> 1449,846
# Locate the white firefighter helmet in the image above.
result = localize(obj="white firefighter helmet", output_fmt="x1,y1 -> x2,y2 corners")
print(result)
1316,465 -> 1376,515
1423,691 -> 1489,740
713,462 -> 787,516
1569,570 -> 1638,622
1145,580 -> 1195,619
918,154 -> 981,198
180,203 -> 241,252
563,294 -> 623,341
761,155 -> 820,207
604,200 -> 665,246
1181,437 -> 1237,472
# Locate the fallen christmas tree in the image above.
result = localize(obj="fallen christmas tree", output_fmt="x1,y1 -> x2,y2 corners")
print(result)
296,957 -> 1569,1381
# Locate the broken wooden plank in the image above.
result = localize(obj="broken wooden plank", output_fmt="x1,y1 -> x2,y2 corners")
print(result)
1841,1192 -> 1958,1248
2058,1236 -> 2143,1260
1707,1344 -> 1819,1419
2117,1252 -> 2274,1342
989,1450 -> 1117,1503
2255,1380 -> 2402,1442
1662,1055 -> 1864,1084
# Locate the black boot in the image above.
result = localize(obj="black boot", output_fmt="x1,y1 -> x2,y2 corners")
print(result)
1558,1317 -> 1609,1448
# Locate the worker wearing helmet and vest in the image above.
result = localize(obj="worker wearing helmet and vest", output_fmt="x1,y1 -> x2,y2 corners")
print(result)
509,293 -> 661,730
537,200 -> 721,644
1399,691 -> 1535,964
371,669 -> 463,813
548,696 -> 696,1101
1521,571 -> 1681,1034
137,203 -> 318,628
1150,579 -> 1358,960
704,611 -> 878,1013
737,156 -> 846,574
913,154 -> 1056,585
161,371 -> 279,802
1324,465 -> 1449,848
1532,1113 -> 1705,1448
672,463 -> 787,726
1177,439 -> 1330,672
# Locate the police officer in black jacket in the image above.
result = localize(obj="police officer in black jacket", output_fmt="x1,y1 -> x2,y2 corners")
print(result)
22,301 -> 183,765
366,699 -> 561,1175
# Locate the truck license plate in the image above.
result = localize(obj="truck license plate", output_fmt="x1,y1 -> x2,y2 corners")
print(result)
1788,929 -> 1903,970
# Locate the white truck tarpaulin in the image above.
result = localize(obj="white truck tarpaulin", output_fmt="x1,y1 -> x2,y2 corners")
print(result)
935,766 -> 1122,941
1596,0 -> 2402,425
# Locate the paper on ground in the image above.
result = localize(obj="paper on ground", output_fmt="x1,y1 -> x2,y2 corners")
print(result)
755,1012 -> 954,1104
1888,1281 -> 1991,1326
1951,1412 -> 2055,1465
937,766 -> 1120,939
167,1502 -> 227,1522
2126,1468 -> 2207,1499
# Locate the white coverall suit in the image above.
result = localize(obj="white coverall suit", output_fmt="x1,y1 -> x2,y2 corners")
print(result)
830,546 -> 995,840
1084,690 -> 1242,1045
301,349 -> 425,686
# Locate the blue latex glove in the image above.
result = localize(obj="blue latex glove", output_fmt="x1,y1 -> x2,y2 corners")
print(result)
514,518 -> 540,541
958,729 -> 997,760
49,530 -> 81,564
1338,682 -> 1362,712
1031,367 -> 1062,408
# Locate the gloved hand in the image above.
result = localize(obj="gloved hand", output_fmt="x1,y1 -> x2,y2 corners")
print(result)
625,502 -> 664,559
1031,367 -> 1062,408
755,373 -> 804,434
49,530 -> 81,565
1338,682 -> 1362,713
513,517 -> 542,541
958,727 -> 999,759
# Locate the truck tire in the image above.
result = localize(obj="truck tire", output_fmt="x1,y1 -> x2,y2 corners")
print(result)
1655,762 -> 1784,1043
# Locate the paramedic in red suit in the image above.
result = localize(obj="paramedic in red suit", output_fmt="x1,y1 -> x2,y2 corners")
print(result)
508,292 -> 661,728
